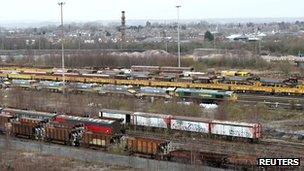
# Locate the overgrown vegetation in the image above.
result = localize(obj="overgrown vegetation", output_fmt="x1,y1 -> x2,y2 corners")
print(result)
226,102 -> 303,122
1,89 -> 204,117
4,50 -> 298,74
198,57 -> 273,70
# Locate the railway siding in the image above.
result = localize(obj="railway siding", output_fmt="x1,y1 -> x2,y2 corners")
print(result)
0,137 -> 227,171
1,72 -> 304,95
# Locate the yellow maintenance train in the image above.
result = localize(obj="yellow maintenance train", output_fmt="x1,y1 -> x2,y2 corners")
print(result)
0,71 -> 303,96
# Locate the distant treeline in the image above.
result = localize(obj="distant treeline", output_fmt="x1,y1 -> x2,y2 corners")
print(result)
4,51 -> 298,76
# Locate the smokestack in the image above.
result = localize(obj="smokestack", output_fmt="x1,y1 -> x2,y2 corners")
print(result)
121,11 -> 126,42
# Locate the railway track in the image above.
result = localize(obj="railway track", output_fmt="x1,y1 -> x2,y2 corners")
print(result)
238,94 -> 304,103
4,86 -> 304,111
0,71 -> 304,96
1,111 -> 303,168
126,130 -> 304,160
237,94 -> 304,110
4,126 -> 303,168
0,135 -> 220,171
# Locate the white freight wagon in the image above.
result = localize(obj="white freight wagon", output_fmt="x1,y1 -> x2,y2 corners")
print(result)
99,109 -> 132,124
132,112 -> 171,129
171,116 -> 210,133
210,120 -> 262,139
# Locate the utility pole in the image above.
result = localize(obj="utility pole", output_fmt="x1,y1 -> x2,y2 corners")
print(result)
176,5 -> 181,67
58,2 -> 65,94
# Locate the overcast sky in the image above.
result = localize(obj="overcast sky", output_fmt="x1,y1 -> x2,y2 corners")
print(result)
0,0 -> 303,22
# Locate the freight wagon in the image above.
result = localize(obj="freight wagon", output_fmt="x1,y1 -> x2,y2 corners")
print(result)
7,78 -> 240,102
221,70 -> 252,77
22,70 -> 48,75
37,81 -> 64,92
99,85 -> 135,96
135,87 -> 173,99
0,107 -> 263,168
219,76 -> 256,85
100,110 -> 172,130
98,109 -> 262,141
44,123 -> 84,146
10,117 -> 47,140
0,114 -> 13,133
52,115 -> 124,135
124,136 -> 170,159
11,79 -> 37,89
0,108 -> 126,145
131,112 -> 172,129
168,150 -> 228,166
100,110 -> 177,131
4,68 -> 304,96
2,108 -> 57,121
81,132 -> 112,148
160,66 -> 194,74
210,120 -> 262,140
99,109 -> 132,124
171,116 -> 210,134
154,75 -> 176,82
131,66 -> 160,73
68,83 -> 98,93
259,77 -> 298,87
11,121 -> 37,138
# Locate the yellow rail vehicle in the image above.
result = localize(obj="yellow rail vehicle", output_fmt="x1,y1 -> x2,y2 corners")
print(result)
1,72 -> 304,96
8,74 -> 32,80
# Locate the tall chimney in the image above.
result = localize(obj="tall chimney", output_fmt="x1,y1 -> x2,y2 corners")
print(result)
121,11 -> 126,42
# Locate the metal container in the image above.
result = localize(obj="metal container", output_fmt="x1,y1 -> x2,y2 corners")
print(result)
11,121 -> 37,137
0,114 -> 12,132
136,87 -> 172,98
132,112 -> 171,129
45,124 -> 71,143
131,66 -> 160,72
2,108 -> 56,121
99,85 -> 132,95
139,87 -> 168,94
171,116 -> 210,133
53,115 -> 123,135
210,120 -> 262,139
38,81 -> 64,91
168,150 -> 226,165
99,109 -> 132,124
82,132 -> 111,148
69,83 -> 98,93
11,79 -> 36,88
226,155 -> 257,166
70,83 -> 97,90
160,66 -> 193,73
126,136 -> 167,156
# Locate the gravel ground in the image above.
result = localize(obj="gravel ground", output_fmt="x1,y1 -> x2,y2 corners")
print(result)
0,148 -> 138,171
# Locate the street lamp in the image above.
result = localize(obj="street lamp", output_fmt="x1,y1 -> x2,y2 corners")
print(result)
58,2 -> 65,94
176,5 -> 181,67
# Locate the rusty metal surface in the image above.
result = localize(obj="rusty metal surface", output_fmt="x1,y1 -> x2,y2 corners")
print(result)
45,125 -> 71,142
11,122 -> 36,137
126,137 -> 165,156
81,132 -> 111,148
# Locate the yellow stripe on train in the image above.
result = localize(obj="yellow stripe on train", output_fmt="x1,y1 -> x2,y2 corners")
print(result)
2,73 -> 304,95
